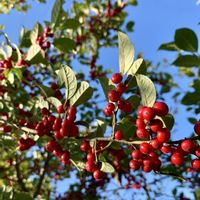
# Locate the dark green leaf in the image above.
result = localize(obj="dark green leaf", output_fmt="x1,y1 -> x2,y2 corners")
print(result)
61,19 -> 80,30
175,28 -> 198,52
161,114 -> 175,130
53,38 -> 75,52
158,41 -> 179,51
173,55 -> 200,67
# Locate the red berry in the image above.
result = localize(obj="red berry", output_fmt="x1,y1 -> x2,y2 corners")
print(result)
61,151 -> 70,165
68,106 -> 77,116
93,169 -> 103,180
117,100 -> 125,110
136,128 -> 149,139
171,153 -> 184,165
195,147 -> 200,157
106,103 -> 115,111
152,159 -> 162,171
142,107 -> 155,121
138,106 -> 146,118
131,150 -> 142,160
156,128 -> 170,143
150,119 -> 163,132
151,138 -> 162,149
191,159 -> 200,171
108,90 -> 120,102
136,118 -> 146,129
85,161 -> 97,173
41,107 -> 49,116
194,121 -> 200,136
111,73 -> 123,84
87,153 -> 95,162
140,143 -> 152,154
54,131 -> 64,140
181,140 -> 196,153
142,165 -> 152,173
116,83 -> 127,94
123,101 -> 132,113
104,108 -> 113,116
57,105 -> 65,114
45,140 -> 58,152
129,160 -> 140,170
80,140 -> 90,152
160,146 -> 172,154
153,101 -> 169,116
114,130 -> 124,140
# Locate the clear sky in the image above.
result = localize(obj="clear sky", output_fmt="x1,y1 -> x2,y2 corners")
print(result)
0,0 -> 200,198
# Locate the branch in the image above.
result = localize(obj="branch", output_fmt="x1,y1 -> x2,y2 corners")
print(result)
33,153 -> 51,198
15,156 -> 28,192
166,136 -> 200,144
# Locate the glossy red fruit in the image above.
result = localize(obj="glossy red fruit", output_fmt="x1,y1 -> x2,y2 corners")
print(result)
140,143 -> 152,154
153,101 -> 169,116
53,147 -> 63,157
80,140 -> 90,152
131,150 -> 142,160
150,119 -> 163,132
0,125 -> 12,132
54,131 -> 64,140
93,169 -> 103,180
87,153 -> 95,162
191,159 -> 200,171
151,138 -> 162,149
106,103 -> 115,112
67,114 -> 76,122
123,101 -> 132,113
194,121 -> 200,136
156,128 -> 170,143
57,105 -> 65,114
142,107 -> 155,121
195,147 -> 200,157
160,145 -> 171,154
116,83 -> 127,94
136,118 -> 146,129
108,90 -> 120,102
85,161 -> 97,173
142,165 -> 152,173
41,107 -> 49,116
60,127 -> 70,137
104,108 -> 113,116
114,130 -> 124,140
111,73 -> 123,84
152,159 -> 162,171
61,151 -> 70,164
45,140 -> 58,152
68,106 -> 77,116
181,139 -> 196,153
129,160 -> 140,170
117,100 -> 125,110
171,153 -> 184,165
53,118 -> 62,131
136,128 -> 149,139
138,106 -> 146,118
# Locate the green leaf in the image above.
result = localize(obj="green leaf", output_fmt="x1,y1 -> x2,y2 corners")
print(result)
98,77 -> 115,100
36,96 -> 49,109
158,41 -> 179,51
194,188 -> 200,200
51,0 -> 63,26
127,58 -> 144,75
53,38 -> 75,53
118,31 -> 134,75
61,19 -> 80,30
57,65 -> 77,99
13,191 -> 33,200
182,92 -> 200,105
160,114 -> 175,130
173,55 -> 200,67
26,44 -> 46,64
96,118 -> 107,137
70,81 -> 93,106
5,45 -> 12,58
126,95 -> 140,108
100,162 -> 115,173
11,68 -> 23,81
30,23 -> 43,44
70,159 -> 85,172
47,97 -> 62,108
34,82 -> 55,97
175,28 -> 198,52
135,74 -> 156,107
126,21 -> 134,32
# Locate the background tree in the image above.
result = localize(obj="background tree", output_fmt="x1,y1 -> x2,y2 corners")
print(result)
0,0 -> 200,199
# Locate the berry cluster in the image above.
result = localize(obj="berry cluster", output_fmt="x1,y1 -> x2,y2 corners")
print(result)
36,27 -> 53,50
0,57 -> 12,69
80,140 -> 105,180
18,138 -> 35,151
104,73 -> 132,116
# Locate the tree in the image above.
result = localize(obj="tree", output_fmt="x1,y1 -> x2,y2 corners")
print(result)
0,0 -> 200,199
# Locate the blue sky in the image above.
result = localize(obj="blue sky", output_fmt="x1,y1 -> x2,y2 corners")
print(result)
0,0 -> 200,198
